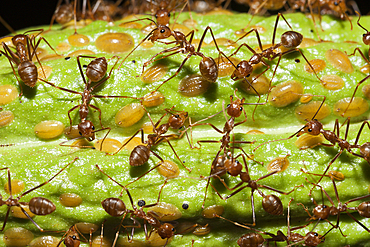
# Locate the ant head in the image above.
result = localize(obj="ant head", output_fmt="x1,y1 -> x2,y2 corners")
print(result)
313,204 -> 330,219
331,0 -> 347,18
168,111 -> 188,129
78,120 -> 95,141
298,120 -> 322,137
363,34 -> 370,46
155,9 -> 171,26
360,142 -> 370,164
225,159 -> 242,177
150,26 -> 172,42
281,31 -> 303,49
64,232 -> 80,246
231,61 -> 253,81
227,95 -> 245,118
305,232 -> 324,246
12,34 -> 27,46
158,223 -> 175,239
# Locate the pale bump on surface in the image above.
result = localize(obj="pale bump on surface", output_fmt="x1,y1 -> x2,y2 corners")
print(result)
115,103 -> 145,127
34,120 -> 65,139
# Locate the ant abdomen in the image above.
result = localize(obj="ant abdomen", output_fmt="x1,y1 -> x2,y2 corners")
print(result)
18,61 -> 38,87
360,142 -> 370,163
86,57 -> 108,82
262,194 -> 283,215
237,232 -> 264,247
101,198 -> 126,217
55,4 -> 73,24
130,145 -> 150,166
29,197 -> 56,215
281,31 -> 303,49
199,57 -> 218,83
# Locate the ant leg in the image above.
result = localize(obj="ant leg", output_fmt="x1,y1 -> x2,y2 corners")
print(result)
164,139 -> 192,172
16,157 -> 79,200
89,104 -> 104,128
354,121 -> 370,146
348,47 -> 370,64
109,128 -> 144,155
271,13 -> 294,46
342,74 -> 370,117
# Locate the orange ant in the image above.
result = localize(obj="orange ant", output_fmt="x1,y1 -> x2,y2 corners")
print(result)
205,151 -> 302,225
95,165 -> 174,246
228,13 -> 322,94
254,99 -> 370,194
40,55 -> 138,147
140,26 -> 223,93
217,198 -> 325,246
57,224 -> 91,247
109,106 -> 192,173
299,176 -> 370,237
0,157 -> 78,232
1,29 -> 58,96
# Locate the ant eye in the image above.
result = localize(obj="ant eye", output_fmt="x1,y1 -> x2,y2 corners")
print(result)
314,233 -> 318,236
160,29 -> 165,33
227,104 -> 230,108
175,114 -> 179,118
236,64 -> 240,68
72,236 -> 77,240
92,126 -> 95,130
308,129 -> 312,132
155,14 -> 158,18
167,13 -> 170,17
334,1 -> 338,5
239,107 -> 242,111
138,200 -> 145,207
323,205 -> 327,208
79,131 -> 82,136
172,228 -> 175,231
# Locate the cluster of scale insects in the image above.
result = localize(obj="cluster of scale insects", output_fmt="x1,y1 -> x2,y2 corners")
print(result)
0,0 -> 370,246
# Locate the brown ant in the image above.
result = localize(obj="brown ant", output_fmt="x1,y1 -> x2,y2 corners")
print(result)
254,99 -> 370,193
140,26 -> 223,93
183,92 -> 259,207
206,151 -> 302,225
95,165 -> 174,246
57,224 -> 91,247
228,13 -> 322,96
109,106 -> 192,173
0,157 -> 78,232
217,198 -> 325,246
1,29 -> 58,96
40,55 -> 136,147
299,176 -> 370,237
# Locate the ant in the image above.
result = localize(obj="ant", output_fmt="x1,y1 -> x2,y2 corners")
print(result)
117,0 -> 190,69
95,165 -> 174,246
40,55 -> 137,147
228,13 -> 322,97
183,92 -> 259,207
1,29 -> 58,96
140,25 -> 223,93
254,99 -> 370,193
206,150 -> 302,226
342,11 -> 370,116
299,176 -> 370,237
217,198 -> 325,246
57,224 -> 91,247
109,106 -> 192,173
0,157 -> 78,232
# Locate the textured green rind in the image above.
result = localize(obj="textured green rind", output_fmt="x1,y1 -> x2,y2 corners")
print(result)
0,12 -> 370,246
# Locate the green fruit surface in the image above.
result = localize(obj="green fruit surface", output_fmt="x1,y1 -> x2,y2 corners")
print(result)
0,12 -> 370,246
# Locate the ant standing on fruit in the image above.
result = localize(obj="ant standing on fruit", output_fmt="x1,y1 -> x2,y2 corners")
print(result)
299,175 -> 370,237
254,99 -> 370,194
1,29 -> 58,96
109,106 -> 192,173
0,157 -> 78,232
96,165 -> 175,246
216,198 -> 325,246
39,55 -> 137,147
